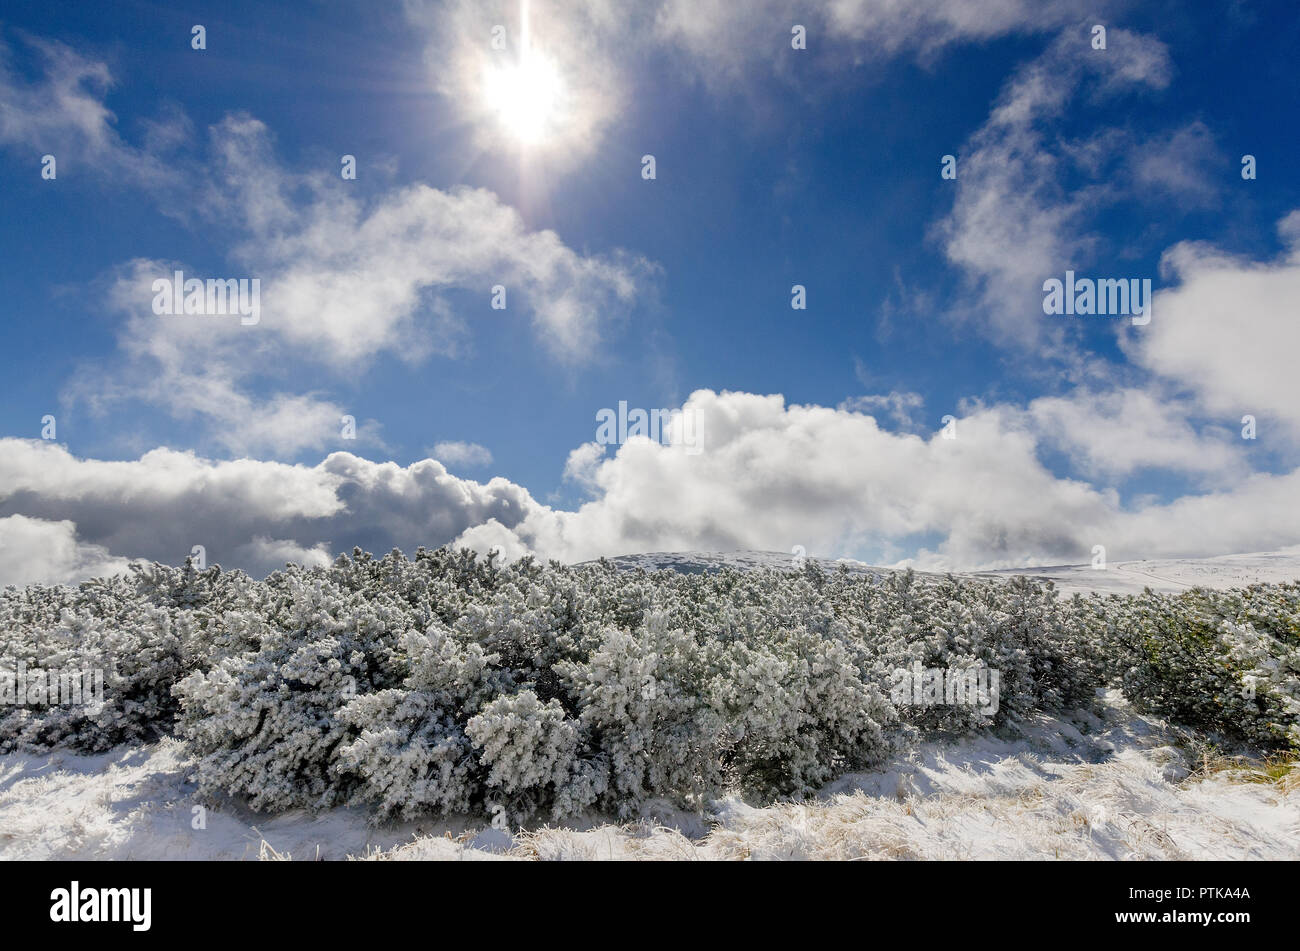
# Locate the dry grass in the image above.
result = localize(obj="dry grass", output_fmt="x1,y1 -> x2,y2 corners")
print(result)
1188,748 -> 1300,793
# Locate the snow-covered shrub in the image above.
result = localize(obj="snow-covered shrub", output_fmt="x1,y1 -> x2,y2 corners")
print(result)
557,614 -> 726,815
333,625 -> 512,818
3,547 -> 1298,821
465,689 -> 583,823
0,576 -> 184,752
708,626 -> 893,796
173,572 -> 414,811
1098,584 -> 1300,750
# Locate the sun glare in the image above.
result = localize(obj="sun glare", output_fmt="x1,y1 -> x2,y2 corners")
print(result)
483,53 -> 562,146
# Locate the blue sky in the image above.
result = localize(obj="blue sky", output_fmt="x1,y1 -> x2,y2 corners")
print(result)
1,0 -> 1299,583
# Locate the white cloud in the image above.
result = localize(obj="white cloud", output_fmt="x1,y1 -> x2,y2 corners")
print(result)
206,115 -> 649,367
0,34 -> 179,185
1128,210 -> 1300,436
60,257 -> 371,458
481,389 -> 1298,569
452,517 -> 535,562
562,441 -> 607,493
5,379 -> 1299,586
0,439 -> 541,582
0,515 -> 135,587
936,27 -> 1174,345
237,536 -> 333,574
432,441 -> 494,468
838,391 -> 926,430
1022,387 -> 1243,483
490,390 -> 1118,566
60,114 -> 650,455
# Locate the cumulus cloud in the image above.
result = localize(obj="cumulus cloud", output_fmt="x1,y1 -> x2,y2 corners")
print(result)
1128,210 -> 1300,437
0,515 -> 135,587
203,115 -> 648,367
0,439 -> 543,582
469,389 -> 1298,569
5,380 -> 1294,586
236,536 -> 333,575
562,441 -> 608,493
1021,387 -> 1243,483
485,390 -> 1115,566
59,256 -> 372,458
452,517 -> 536,562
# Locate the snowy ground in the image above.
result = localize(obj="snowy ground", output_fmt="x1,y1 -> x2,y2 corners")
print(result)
1,691 -> 1294,861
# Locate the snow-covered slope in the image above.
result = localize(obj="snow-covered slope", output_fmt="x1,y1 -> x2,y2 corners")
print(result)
970,546 -> 1300,596
592,546 -> 1300,597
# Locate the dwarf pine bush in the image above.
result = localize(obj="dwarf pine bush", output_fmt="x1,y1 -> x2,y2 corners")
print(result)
1,548 -> 1297,821
0,569 -> 194,752
1096,583 -> 1300,750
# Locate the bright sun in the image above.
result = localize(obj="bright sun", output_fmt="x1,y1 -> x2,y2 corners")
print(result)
483,53 -> 563,146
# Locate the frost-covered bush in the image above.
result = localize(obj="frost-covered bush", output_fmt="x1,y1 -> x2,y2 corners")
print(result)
333,625 -> 513,818
557,615 -> 726,815
1097,583 -> 1300,750
174,571 -> 416,811
2,548 -> 1298,821
0,571 -> 189,752
465,689 -> 587,822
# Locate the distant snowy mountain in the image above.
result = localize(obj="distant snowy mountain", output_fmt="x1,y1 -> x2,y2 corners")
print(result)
590,547 -> 1300,596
